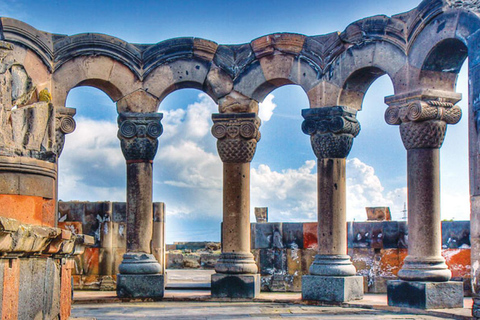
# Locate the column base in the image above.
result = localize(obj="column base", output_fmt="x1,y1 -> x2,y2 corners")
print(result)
211,273 -> 260,299
302,275 -> 363,302
116,274 -> 164,299
387,280 -> 463,309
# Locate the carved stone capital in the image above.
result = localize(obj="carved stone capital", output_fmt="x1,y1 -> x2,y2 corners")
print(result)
211,113 -> 261,163
117,112 -> 163,162
301,106 -> 360,159
385,99 -> 462,149
55,106 -> 76,157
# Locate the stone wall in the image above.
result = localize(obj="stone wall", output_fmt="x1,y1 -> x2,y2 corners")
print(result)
58,201 -> 165,290
252,221 -> 471,294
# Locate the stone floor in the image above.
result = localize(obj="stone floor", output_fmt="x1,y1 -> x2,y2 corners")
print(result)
72,271 -> 474,319
72,290 -> 474,319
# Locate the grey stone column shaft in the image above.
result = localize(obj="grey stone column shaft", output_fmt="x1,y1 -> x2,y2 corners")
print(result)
211,113 -> 261,275
302,106 -> 360,277
385,100 -> 462,281
117,112 -> 163,275
223,162 -> 251,254
152,202 -> 165,273
317,158 -> 346,256
407,148 -> 441,259
126,162 -> 153,253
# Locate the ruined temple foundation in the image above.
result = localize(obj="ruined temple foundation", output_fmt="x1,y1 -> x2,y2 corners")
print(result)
116,112 -> 165,299
385,92 -> 464,309
301,107 -> 363,302
211,113 -> 261,298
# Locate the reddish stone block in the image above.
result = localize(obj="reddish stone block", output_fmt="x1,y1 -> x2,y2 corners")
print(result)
2,259 -> 19,320
378,249 -> 402,277
60,261 -> 72,320
442,248 -> 471,278
83,247 -> 100,275
0,194 -> 55,227
72,275 -> 82,289
303,222 -> 318,250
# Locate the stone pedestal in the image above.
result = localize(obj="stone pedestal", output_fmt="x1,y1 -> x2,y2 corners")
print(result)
385,94 -> 463,309
211,274 -> 260,299
302,275 -> 363,302
387,280 -> 463,309
211,113 -> 261,299
116,112 -> 164,299
117,274 -> 165,299
301,106 -> 363,302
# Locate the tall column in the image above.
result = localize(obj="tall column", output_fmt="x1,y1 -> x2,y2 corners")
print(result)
211,112 -> 261,298
116,112 -> 165,299
301,106 -> 363,302
385,94 -> 464,309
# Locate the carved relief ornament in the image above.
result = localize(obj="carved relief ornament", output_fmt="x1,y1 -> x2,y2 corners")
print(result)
385,100 -> 461,149
301,106 -> 360,159
211,113 -> 261,163
117,112 -> 163,162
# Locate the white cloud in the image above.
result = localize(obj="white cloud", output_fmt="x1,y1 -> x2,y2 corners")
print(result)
346,158 -> 407,221
58,116 -> 125,201
258,94 -> 277,122
250,157 -> 407,223
251,160 -> 317,221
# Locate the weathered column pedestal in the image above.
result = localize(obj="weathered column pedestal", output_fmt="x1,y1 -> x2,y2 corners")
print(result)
211,113 -> 261,298
116,112 -> 165,299
301,106 -> 363,302
385,94 -> 463,309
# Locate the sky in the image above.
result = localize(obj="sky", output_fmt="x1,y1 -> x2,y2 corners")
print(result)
1,0 -> 470,243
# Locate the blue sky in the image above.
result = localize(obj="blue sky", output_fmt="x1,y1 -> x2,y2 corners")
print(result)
1,0 -> 470,243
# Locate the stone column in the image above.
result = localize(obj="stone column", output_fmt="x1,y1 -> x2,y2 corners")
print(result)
210,112 -> 261,298
99,202 -> 115,290
116,112 -> 165,299
301,106 -> 363,302
385,95 -> 464,309
152,202 -> 165,273
470,49 -> 480,318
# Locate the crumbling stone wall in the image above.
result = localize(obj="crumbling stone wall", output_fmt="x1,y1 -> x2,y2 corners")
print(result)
251,221 -> 471,294
58,201 -> 165,290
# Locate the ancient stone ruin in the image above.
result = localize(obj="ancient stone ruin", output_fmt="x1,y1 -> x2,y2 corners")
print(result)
1,0 -> 480,318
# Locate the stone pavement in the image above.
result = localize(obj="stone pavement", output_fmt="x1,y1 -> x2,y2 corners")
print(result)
71,301 -> 464,319
71,290 -> 474,319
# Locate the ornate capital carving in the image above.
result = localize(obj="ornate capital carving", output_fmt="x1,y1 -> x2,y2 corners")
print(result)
117,112 -> 163,162
301,106 -> 360,159
55,107 -> 76,157
211,113 -> 261,163
385,99 -> 462,149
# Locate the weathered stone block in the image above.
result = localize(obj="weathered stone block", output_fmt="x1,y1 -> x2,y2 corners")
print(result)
398,221 -> 408,249
112,202 -> 127,222
303,222 -> 317,250
259,248 -> 286,275
442,221 -> 470,248
442,248 -> 471,278
254,223 -> 283,249
302,275 -> 364,302
301,249 -> 316,274
371,222 -> 383,249
387,280 -> 463,309
211,273 -> 260,299
352,222 -> 372,248
116,274 -> 164,299
283,223 -> 303,249
382,221 -> 399,249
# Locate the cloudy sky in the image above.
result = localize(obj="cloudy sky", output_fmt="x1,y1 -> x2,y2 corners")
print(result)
3,0 -> 470,242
